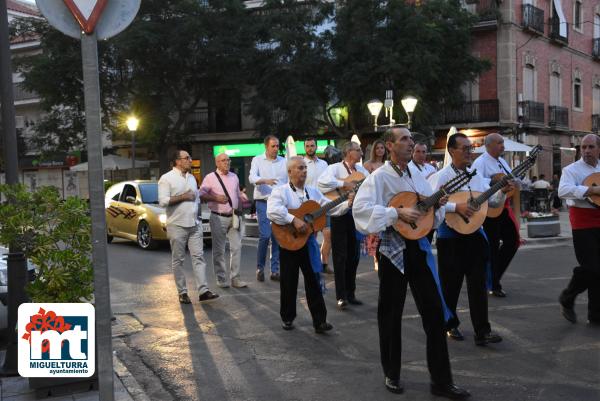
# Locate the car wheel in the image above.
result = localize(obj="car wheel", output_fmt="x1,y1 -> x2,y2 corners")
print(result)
107,234 -> 113,243
137,221 -> 158,250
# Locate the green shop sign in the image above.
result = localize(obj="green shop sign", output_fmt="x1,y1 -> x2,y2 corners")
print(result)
213,140 -> 334,158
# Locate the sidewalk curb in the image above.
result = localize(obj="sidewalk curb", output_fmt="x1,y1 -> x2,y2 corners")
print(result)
113,354 -> 150,401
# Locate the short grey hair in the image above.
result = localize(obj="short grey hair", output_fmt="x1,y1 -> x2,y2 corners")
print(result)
582,133 -> 600,147
484,133 -> 502,147
342,141 -> 359,157
286,156 -> 305,171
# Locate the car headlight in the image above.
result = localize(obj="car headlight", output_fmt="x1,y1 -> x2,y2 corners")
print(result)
159,214 -> 167,224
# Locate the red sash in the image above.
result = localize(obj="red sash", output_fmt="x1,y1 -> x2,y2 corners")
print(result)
503,199 -> 521,247
569,207 -> 600,230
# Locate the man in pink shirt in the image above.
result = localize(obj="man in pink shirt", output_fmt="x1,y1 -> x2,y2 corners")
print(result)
200,153 -> 248,288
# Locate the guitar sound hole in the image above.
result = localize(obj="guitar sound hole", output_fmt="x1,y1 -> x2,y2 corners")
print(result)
304,214 -> 314,224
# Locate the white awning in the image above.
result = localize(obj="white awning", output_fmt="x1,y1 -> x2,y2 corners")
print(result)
473,138 -> 533,153
70,154 -> 150,171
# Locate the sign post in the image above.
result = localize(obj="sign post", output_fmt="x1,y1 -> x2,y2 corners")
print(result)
36,1 -> 140,400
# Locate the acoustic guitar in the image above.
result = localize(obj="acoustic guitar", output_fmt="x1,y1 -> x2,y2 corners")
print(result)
486,145 -> 543,218
445,146 -> 542,234
583,172 -> 600,208
323,171 -> 366,201
272,180 -> 364,251
388,169 -> 476,240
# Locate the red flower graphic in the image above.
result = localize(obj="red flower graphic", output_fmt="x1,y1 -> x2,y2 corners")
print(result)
22,307 -> 72,353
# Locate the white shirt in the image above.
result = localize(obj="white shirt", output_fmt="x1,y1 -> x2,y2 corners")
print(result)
532,179 -> 552,190
428,164 -> 504,214
471,151 -> 512,186
248,153 -> 288,200
158,168 -> 200,227
267,184 -> 328,225
409,160 -> 437,179
352,161 -> 444,235
317,161 -> 370,216
558,158 -> 600,209
304,156 -> 328,188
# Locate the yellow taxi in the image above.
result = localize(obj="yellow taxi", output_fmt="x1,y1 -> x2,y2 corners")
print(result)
105,180 -> 211,249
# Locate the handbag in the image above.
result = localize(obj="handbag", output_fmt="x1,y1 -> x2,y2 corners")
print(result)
213,171 -> 241,229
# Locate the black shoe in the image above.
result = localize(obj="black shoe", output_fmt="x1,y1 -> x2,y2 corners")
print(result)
199,290 -> 219,302
474,331 -> 502,346
282,321 -> 294,331
322,263 -> 334,274
488,289 -> 506,298
588,319 -> 600,326
270,272 -> 280,282
256,269 -> 265,282
430,382 -> 471,399
384,377 -> 404,394
559,295 -> 577,323
337,299 -> 348,310
347,297 -> 363,305
315,322 -> 333,334
447,328 -> 464,341
178,293 -> 191,304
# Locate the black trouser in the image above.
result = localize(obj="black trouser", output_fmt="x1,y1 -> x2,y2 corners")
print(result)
437,232 -> 491,336
330,212 -> 360,301
483,208 -> 518,291
561,228 -> 600,322
377,241 -> 453,385
279,246 -> 327,327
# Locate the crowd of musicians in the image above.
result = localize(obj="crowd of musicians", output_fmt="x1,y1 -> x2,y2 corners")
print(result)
160,127 -> 600,400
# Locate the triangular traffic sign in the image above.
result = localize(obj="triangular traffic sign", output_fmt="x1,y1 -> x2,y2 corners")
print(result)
63,0 -> 108,34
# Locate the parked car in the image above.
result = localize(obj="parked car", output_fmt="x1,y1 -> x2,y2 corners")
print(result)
105,180 -> 211,250
0,247 -> 37,344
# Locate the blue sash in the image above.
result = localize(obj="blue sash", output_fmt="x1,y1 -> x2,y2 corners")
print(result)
307,234 -> 326,293
437,222 -> 493,291
417,237 -> 454,323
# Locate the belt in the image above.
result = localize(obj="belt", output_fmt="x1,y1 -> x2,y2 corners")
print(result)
255,199 -> 267,203
211,211 -> 233,218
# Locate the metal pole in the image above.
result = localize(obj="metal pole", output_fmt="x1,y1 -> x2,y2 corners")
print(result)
81,32 -> 114,401
131,130 -> 135,170
0,0 -> 28,377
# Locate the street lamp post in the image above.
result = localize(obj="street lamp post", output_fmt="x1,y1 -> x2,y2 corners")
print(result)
367,90 -> 418,131
126,116 -> 139,170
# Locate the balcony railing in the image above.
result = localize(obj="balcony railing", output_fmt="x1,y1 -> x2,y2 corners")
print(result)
442,99 -> 499,124
519,100 -> 545,126
593,114 -> 600,133
548,105 -> 568,129
13,83 -> 38,102
549,17 -> 568,44
593,38 -> 600,60
462,0 -> 500,26
522,4 -> 544,34
185,107 -> 243,133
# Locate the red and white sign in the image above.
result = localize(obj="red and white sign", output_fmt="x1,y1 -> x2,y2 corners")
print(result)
63,0 -> 108,34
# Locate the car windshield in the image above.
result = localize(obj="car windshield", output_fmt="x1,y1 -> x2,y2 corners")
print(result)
139,184 -> 159,204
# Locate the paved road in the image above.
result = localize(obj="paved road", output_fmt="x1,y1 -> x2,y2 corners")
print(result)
108,239 -> 599,401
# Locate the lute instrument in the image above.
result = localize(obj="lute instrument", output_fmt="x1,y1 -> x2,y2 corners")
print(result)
323,171 -> 366,201
272,180 -> 364,250
446,145 -> 542,232
388,169 -> 476,240
583,172 -> 600,208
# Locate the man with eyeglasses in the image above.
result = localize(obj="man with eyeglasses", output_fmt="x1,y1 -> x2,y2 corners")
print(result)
318,141 -> 369,310
428,133 -> 503,346
159,150 -> 218,304
249,135 -> 288,282
200,153 -> 248,289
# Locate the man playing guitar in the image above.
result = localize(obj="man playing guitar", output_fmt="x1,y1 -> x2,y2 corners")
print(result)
353,127 -> 470,399
267,156 -> 333,334
471,133 -> 518,297
428,133 -> 504,345
558,134 -> 600,325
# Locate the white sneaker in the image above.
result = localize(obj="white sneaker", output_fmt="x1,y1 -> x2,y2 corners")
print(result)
231,278 -> 248,288
216,281 -> 230,288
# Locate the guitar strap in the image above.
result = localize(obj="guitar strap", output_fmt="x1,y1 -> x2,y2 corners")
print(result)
289,182 -> 309,200
342,161 -> 354,175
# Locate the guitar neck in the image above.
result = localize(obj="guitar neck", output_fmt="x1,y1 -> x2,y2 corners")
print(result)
472,160 -> 532,206
312,193 -> 349,218
421,171 -> 473,210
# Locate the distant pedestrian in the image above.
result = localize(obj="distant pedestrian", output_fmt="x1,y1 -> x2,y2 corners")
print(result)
200,153 -> 248,289
158,150 -> 218,304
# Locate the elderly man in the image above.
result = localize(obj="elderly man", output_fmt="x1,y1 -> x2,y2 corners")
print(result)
158,150 -> 218,304
409,142 -> 437,179
200,153 -> 248,289
558,134 -> 600,325
353,127 -> 469,399
471,133 -> 519,297
249,135 -> 288,282
267,156 -> 333,334
318,141 -> 369,310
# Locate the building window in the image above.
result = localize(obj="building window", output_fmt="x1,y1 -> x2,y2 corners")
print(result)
573,78 -> 582,110
523,64 -> 536,101
573,1 -> 583,32
550,72 -> 561,106
593,85 -> 600,114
